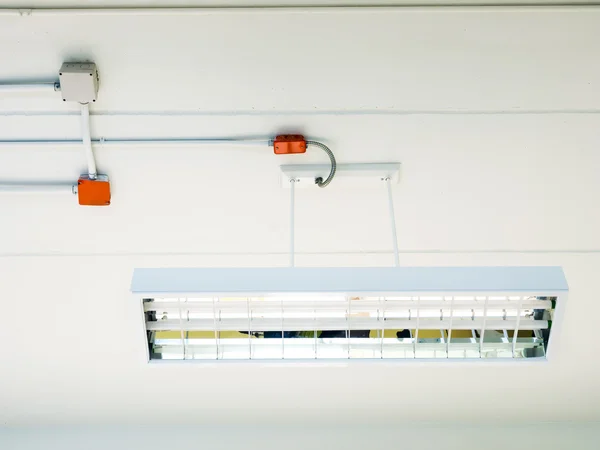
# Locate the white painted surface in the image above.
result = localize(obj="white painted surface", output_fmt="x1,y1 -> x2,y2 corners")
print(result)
0,6 -> 599,426
2,1 -> 600,8
2,425 -> 600,450
2,8 -> 600,113
1,253 -> 598,425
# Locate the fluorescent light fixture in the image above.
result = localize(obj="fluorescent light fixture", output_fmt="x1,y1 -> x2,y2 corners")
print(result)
131,267 -> 567,362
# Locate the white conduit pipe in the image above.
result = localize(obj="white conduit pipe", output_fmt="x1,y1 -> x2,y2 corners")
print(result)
0,184 -> 76,194
80,103 -> 97,179
0,82 -> 60,94
0,138 -> 274,195
0,138 -> 272,147
0,137 -> 273,194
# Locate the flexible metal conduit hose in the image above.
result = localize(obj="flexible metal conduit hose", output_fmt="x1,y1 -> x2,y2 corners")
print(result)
306,140 -> 336,187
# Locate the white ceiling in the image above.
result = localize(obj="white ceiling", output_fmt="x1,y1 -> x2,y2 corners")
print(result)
0,5 -> 599,426
2,0 -> 599,6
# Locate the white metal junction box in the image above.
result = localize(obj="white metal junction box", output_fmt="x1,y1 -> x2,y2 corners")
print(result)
59,62 -> 99,103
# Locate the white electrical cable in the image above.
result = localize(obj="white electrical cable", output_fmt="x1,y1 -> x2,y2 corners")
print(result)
80,103 -> 97,179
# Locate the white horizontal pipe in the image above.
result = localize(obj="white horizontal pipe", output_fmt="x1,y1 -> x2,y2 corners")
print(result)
0,138 -> 272,148
0,184 -> 75,194
0,82 -> 59,94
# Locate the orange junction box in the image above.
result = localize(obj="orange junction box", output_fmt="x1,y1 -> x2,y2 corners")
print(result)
273,135 -> 307,155
77,175 -> 111,206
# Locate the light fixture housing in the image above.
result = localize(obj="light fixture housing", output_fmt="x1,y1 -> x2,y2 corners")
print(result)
131,267 -> 567,362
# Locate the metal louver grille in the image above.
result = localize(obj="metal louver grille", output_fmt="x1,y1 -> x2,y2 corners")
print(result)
143,294 -> 557,360
133,267 -> 566,362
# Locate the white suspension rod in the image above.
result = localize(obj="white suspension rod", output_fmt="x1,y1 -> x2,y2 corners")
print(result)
290,178 -> 296,268
386,177 -> 400,267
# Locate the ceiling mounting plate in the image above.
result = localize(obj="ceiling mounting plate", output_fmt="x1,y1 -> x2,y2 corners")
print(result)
279,163 -> 400,189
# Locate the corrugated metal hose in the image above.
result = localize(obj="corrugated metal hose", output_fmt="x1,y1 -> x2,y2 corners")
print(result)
306,140 -> 336,187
